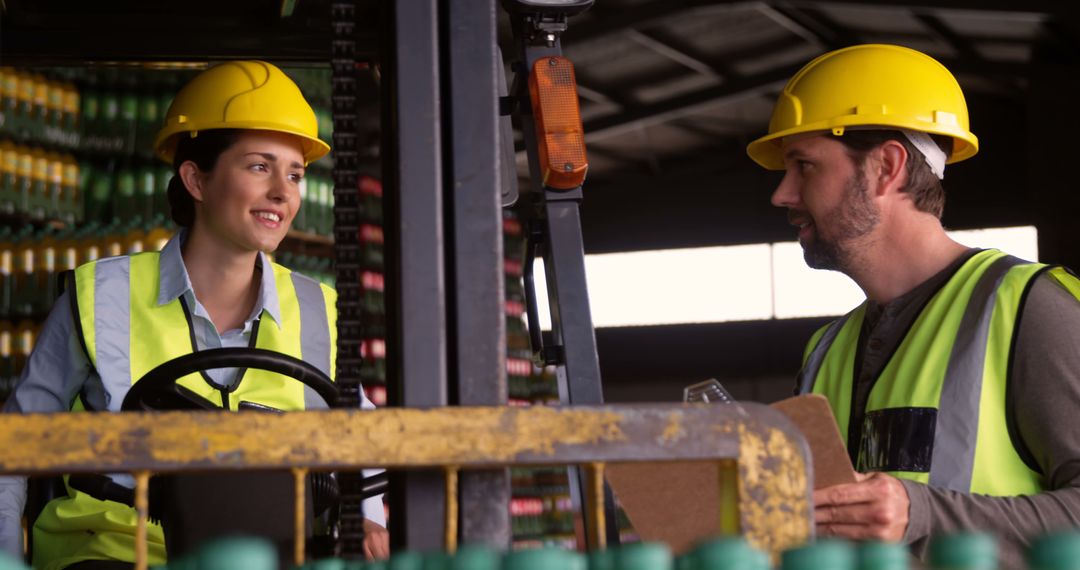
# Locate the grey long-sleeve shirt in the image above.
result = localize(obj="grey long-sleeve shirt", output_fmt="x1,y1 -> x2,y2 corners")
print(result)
0,231 -> 386,559
844,249 -> 1080,568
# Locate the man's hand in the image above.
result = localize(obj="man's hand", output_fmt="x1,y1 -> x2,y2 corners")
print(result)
362,518 -> 390,561
814,472 -> 909,541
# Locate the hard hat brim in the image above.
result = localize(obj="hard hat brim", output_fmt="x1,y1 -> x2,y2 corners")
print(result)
747,118 -> 978,171
154,123 -> 331,167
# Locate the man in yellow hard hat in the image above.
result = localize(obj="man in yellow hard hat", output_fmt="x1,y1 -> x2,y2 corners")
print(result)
748,44 -> 1080,566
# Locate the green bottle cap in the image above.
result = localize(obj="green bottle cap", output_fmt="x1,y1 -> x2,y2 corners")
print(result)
449,545 -> 499,570
388,551 -> 423,570
1028,532 -> 1080,570
0,551 -> 28,570
309,559 -> 347,570
691,537 -> 769,570
858,541 -> 909,570
782,539 -> 856,570
588,548 -> 614,570
116,169 -> 135,197
503,548 -> 578,570
929,533 -> 997,570
615,542 -> 673,570
196,536 -> 277,570
421,551 -> 450,570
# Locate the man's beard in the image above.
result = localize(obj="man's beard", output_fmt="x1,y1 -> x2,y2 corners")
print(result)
802,166 -> 880,272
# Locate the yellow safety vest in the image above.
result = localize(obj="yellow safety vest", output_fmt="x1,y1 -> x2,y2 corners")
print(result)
799,249 -> 1080,496
32,251 -> 337,570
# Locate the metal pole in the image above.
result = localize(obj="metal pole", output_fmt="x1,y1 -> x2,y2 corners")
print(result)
444,0 -> 512,549
383,0 -> 448,551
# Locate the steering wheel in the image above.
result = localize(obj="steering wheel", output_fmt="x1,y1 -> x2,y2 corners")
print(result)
121,347 -> 338,411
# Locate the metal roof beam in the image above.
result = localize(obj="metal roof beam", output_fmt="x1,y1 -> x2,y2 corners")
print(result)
625,29 -> 731,80
582,62 -> 803,143
784,0 -> 1072,18
564,1 -> 1069,47
581,56 -> 1030,145
915,13 -> 982,61
755,2 -> 857,50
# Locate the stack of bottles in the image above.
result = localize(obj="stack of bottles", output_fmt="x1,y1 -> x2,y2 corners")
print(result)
0,220 -> 173,402
355,218 -> 387,406
0,67 -> 83,224
146,531 -> 1080,570
293,172 -> 335,237
502,211 -> 635,547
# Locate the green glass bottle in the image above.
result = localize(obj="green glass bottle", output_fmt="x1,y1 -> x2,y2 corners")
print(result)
588,548 -> 615,570
388,551 -> 423,570
858,541 -> 909,570
113,165 -> 136,222
118,87 -> 139,155
503,548 -> 579,570
137,163 -> 156,222
1027,532 -> 1080,570
196,536 -> 277,570
85,168 -> 114,222
136,91 -> 160,159
81,87 -> 101,153
421,551 -> 450,570
782,539 -> 856,570
690,537 -> 769,570
0,226 -> 12,320
616,542 -> 674,570
0,550 -> 29,569
449,544 -> 499,570
929,533 -> 997,570
309,559 -> 347,570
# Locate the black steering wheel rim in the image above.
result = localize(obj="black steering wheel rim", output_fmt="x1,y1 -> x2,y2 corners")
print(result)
121,347 -> 338,411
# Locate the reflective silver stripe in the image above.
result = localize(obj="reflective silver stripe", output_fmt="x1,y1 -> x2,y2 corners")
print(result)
797,313 -> 852,395
93,257 -> 132,412
291,272 -> 332,409
929,255 -> 1026,491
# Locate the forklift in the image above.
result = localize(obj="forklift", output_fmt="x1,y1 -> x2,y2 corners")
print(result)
0,0 -> 617,563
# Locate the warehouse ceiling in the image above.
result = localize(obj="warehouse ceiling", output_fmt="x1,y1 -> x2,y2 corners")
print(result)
521,0 -> 1080,181
3,0 -> 1075,182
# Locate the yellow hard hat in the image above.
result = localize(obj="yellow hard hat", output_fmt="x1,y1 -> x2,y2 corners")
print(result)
154,60 -> 330,165
746,44 -> 978,170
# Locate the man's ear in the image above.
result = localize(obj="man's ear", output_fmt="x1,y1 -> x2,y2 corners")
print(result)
875,140 -> 909,196
178,161 -> 205,202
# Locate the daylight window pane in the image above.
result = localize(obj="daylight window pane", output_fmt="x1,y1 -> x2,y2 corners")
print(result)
528,226 -> 1037,328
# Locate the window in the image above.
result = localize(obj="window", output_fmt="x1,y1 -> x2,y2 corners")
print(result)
529,226 -> 1038,328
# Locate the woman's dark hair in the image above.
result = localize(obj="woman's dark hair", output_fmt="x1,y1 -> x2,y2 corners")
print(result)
835,130 -> 953,219
166,129 -> 243,227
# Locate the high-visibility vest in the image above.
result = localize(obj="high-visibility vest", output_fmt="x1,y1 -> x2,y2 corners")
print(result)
32,251 -> 337,570
799,249 -> 1080,496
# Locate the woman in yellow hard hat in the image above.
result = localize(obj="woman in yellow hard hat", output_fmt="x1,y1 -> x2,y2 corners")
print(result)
0,61 -> 388,569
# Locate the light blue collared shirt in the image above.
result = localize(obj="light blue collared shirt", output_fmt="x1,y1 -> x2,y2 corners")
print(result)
156,229 -> 280,388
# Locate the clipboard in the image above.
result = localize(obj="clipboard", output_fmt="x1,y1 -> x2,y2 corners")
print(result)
605,394 -> 855,554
